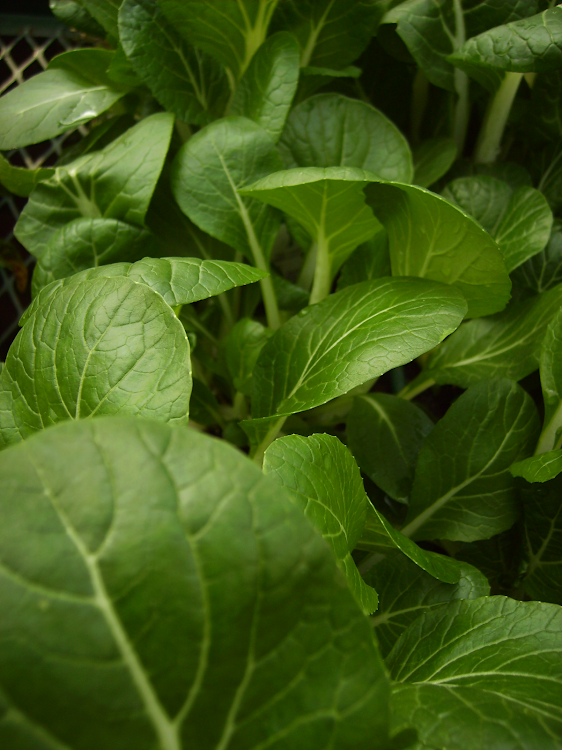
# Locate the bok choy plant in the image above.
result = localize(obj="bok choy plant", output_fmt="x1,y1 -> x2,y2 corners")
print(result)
0,1 -> 562,748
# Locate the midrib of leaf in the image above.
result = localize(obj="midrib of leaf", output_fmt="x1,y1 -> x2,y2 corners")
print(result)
359,395 -> 407,462
0,701 -> 74,750
30,458 -> 182,750
300,0 -> 336,67
536,400 -> 562,454
164,24 -> 207,108
13,84 -> 111,117
239,0 -> 280,76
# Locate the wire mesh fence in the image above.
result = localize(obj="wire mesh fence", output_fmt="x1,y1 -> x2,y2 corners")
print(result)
0,21 -> 87,358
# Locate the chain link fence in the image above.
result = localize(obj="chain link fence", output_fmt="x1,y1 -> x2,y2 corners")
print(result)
0,18 -> 87,359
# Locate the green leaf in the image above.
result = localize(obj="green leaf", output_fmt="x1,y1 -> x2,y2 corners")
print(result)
347,393 -> 433,503
77,0 -> 121,38
15,113 -> 174,259
408,283 -> 562,392
159,0 -> 279,80
519,476 -> 562,604
364,181 -> 511,318
279,93 -> 413,183
443,175 -> 553,273
450,7 -> 562,81
50,0 -> 106,36
530,69 -> 562,142
25,258 -> 267,323
263,433 -> 379,614
337,230 -> 391,291
511,450 -> 562,483
221,318 -> 273,397
251,277 -> 467,419
453,529 -> 523,594
188,378 -> 223,427
388,597 -> 562,750
0,153 -> 54,198
0,58 -> 126,150
272,0 -> 385,69
119,0 -> 228,125
240,167 -> 382,302
537,308 -> 562,454
413,137 -> 457,188
0,277 -> 191,448
401,379 -> 540,543
230,31 -> 300,142
31,218 -> 161,294
0,417 -> 391,748
106,44 -> 142,88
366,552 -> 490,658
171,117 -> 282,326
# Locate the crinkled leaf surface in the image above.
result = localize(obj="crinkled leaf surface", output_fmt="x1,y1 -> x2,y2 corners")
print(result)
251,277 -> 467,418
367,552 -> 490,658
0,154 -> 54,198
119,0 -> 228,125
15,113 -> 174,258
408,283 -> 562,392
0,277 -> 191,448
347,393 -> 433,503
279,93 -> 413,183
413,137 -> 457,188
230,31 -> 300,142
512,450 -> 562,484
0,417 -> 390,749
402,379 -> 540,543
264,433 -> 379,614
364,182 -> 511,318
537,308 -> 562,454
388,597 -> 562,750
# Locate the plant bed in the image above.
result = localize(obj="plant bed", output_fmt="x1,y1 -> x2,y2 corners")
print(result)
1,1 -> 562,749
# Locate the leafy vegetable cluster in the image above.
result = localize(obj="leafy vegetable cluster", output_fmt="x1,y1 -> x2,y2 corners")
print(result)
1,1 -> 562,748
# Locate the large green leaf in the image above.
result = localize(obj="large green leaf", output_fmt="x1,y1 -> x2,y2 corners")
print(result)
230,31 -> 300,142
0,277 -> 191,448
0,51 -> 126,150
0,417 -> 391,749
454,529 -> 524,594
537,308 -> 562,454
0,154 -> 54,198
263,433 -> 379,614
401,379 -> 540,543
25,258 -> 267,322
519,476 -> 562,605
171,116 -> 282,326
388,597 -> 562,750
15,113 -> 174,259
241,167 -> 382,302
337,230 -> 391,290
413,137 -> 457,188
347,393 -> 433,504
366,552 -> 489,658
279,93 -> 413,183
251,277 -> 467,419
159,0 -> 279,80
31,218 -> 161,294
364,182 -> 511,318
118,0 -> 228,125
272,0 -> 385,69
405,283 -> 562,393
77,0 -> 121,38
443,175 -> 553,273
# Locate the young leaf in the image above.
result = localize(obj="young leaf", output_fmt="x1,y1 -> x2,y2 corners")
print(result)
337,230 -> 391,291
0,58 -> 125,150
413,137 -> 457,188
537,308 -> 562,454
402,379 -> 540,543
118,0 -> 228,125
240,167 -> 382,303
221,318 -> 272,397
514,221 -> 562,294
406,284 -> 562,393
388,597 -> 562,750
230,31 -> 300,142
347,393 -> 434,503
159,0 -> 279,80
0,277 -> 191,448
0,417 -> 391,749
15,113 -> 174,259
511,450 -> 562,483
263,433 -> 380,614
443,175 -> 553,273
519,476 -> 562,605
367,552 -> 490,658
171,116 -> 282,327
31,218 -> 161,294
251,277 -> 467,419
365,181 -> 511,318
279,93 -> 413,183
0,154 -> 54,198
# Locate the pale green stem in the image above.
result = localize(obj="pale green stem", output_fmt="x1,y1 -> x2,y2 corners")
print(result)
232,391 -> 248,421
309,234 -> 331,305
252,416 -> 287,466
535,404 -> 562,455
297,242 -> 317,291
398,377 -> 435,401
474,72 -> 524,164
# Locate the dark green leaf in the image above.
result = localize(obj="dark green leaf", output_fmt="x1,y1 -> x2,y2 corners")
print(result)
537,307 -> 562,454
221,318 -> 272,396
188,378 -> 222,427
50,0 -> 106,36
402,379 -> 540,542
0,417 -> 391,748
530,70 -> 562,141
454,529 -> 523,594
413,137 -> 457,188
77,0 -> 121,38
0,153 -> 54,198
337,230 -> 391,291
